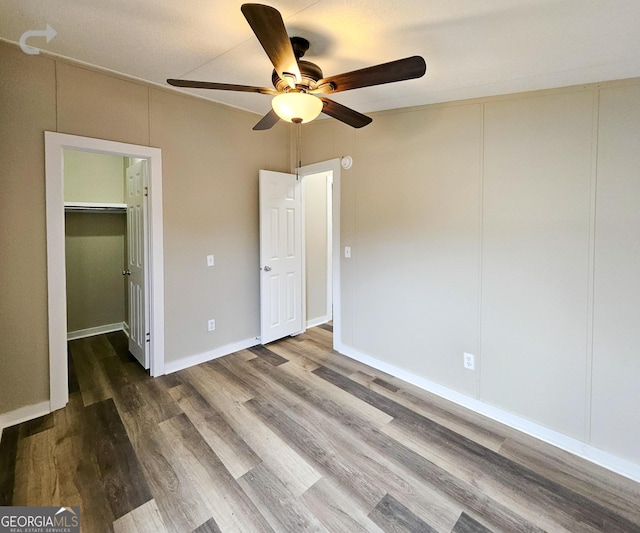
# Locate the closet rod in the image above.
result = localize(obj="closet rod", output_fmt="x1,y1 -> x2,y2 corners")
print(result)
64,202 -> 127,213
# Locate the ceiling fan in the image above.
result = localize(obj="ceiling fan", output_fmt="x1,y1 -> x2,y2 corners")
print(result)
167,3 -> 427,130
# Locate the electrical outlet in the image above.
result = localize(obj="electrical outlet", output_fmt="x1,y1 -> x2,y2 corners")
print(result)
464,352 -> 475,370
208,319 -> 216,332
207,255 -> 215,267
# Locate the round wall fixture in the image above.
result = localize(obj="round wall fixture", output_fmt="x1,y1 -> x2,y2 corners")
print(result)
341,156 -> 353,170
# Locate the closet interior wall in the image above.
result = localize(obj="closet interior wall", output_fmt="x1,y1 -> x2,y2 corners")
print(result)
64,150 -> 128,339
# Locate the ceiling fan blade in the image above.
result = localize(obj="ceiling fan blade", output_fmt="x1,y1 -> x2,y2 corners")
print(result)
319,98 -> 372,128
167,79 -> 278,95
312,56 -> 426,94
241,3 -> 301,88
253,109 -> 280,130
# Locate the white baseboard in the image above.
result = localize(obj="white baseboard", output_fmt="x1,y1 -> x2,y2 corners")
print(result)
0,401 -> 51,433
307,316 -> 331,329
164,337 -> 260,374
335,342 -> 640,484
67,322 -> 124,341
122,321 -> 130,338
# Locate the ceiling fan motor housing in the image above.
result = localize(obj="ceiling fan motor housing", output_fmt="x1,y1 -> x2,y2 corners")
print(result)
271,37 -> 323,93
272,60 -> 323,92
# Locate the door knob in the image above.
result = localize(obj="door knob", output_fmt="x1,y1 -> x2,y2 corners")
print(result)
122,270 -> 131,275
263,266 -> 272,272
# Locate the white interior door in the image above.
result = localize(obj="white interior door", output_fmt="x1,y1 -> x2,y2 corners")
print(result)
259,170 -> 304,344
126,160 -> 149,368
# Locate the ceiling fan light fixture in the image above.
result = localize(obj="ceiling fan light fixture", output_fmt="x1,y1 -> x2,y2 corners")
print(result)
271,92 -> 323,124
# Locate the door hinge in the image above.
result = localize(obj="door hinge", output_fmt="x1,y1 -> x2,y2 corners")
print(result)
146,332 -> 150,343
144,186 -> 149,197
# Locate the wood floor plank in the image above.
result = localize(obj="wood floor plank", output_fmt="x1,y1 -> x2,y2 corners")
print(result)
67,349 -> 81,394
130,421 -> 213,533
238,462 -> 328,533
372,376 -> 400,393
69,338 -> 115,406
85,398 -> 153,520
245,395 -> 388,509
122,400 -> 252,533
356,377 -> 506,454
301,477 -> 387,533
166,381 -> 198,404
156,371 -> 184,389
106,330 -> 129,356
20,413 -> 53,439
192,517 -> 223,533
159,413 -> 275,533
12,429 -> 60,506
392,388 -> 506,453
113,499 -> 169,533
0,425 -> 19,505
348,370 -> 494,458
100,353 -> 148,393
217,351 -> 392,430
176,387 -> 261,479
270,358 -> 394,428
53,391 -> 112,532
452,512 -> 495,533
185,363 -> 322,497
89,333 -> 119,359
117,376 -> 183,424
499,437 -> 640,523
267,336 -> 365,378
248,344 -> 289,366
368,493 -> 438,533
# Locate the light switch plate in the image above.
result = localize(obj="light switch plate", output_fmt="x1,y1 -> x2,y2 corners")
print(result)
207,255 -> 214,267
344,246 -> 351,258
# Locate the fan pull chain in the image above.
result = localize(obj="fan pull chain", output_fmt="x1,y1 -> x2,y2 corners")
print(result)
294,119 -> 302,180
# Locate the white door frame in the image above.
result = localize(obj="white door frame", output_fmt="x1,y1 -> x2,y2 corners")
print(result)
299,158 -> 341,350
45,132 -> 165,411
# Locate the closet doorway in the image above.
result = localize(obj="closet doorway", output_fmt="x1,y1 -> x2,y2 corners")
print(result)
64,152 -> 148,368
45,132 -> 165,412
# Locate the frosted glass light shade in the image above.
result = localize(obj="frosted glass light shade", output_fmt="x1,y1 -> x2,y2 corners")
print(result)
271,93 -> 323,124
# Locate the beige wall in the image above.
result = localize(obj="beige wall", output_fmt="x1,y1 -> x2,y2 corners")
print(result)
482,90 -> 595,440
0,40 -> 289,414
304,171 -> 330,325
64,152 -> 127,333
65,213 -> 126,332
591,84 -> 640,460
64,150 -> 125,203
0,44 -> 56,413
301,80 -> 640,466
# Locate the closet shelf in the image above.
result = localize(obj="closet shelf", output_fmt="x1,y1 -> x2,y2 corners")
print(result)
64,202 -> 127,213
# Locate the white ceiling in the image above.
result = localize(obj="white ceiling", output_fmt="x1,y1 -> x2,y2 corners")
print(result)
3,0 -> 640,120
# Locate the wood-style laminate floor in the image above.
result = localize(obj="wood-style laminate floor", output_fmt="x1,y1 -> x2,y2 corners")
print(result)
1,326 -> 640,532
